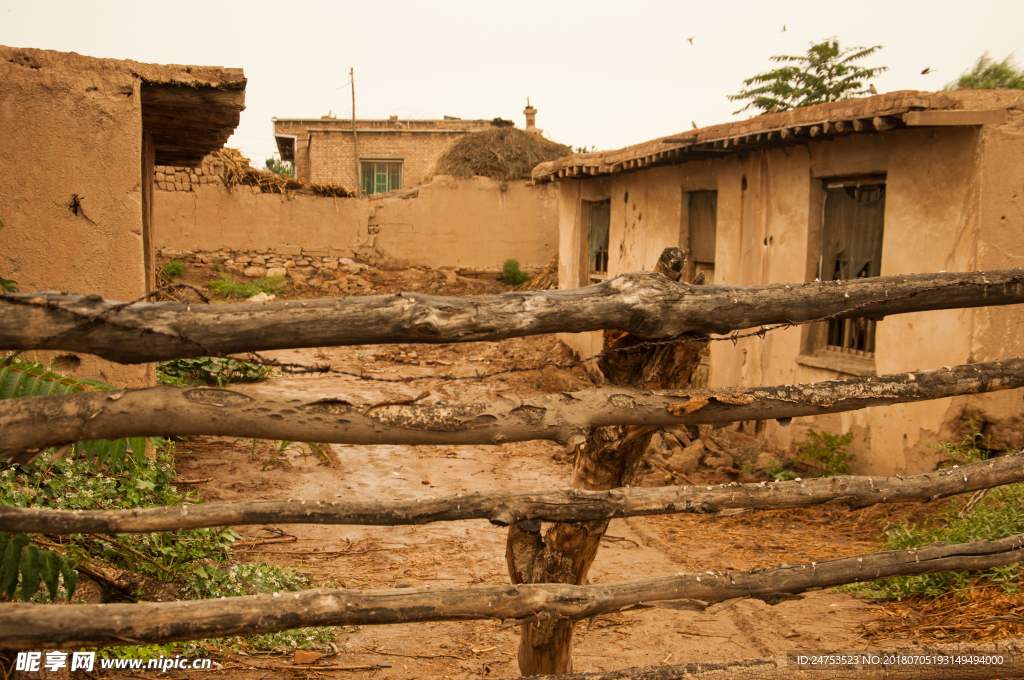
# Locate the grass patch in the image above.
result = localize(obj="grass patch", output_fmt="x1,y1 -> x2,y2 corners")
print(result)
207,273 -> 284,299
840,422 -> 1023,600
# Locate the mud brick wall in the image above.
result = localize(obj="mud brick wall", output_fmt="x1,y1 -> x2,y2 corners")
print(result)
154,157 -> 226,192
154,174 -> 558,272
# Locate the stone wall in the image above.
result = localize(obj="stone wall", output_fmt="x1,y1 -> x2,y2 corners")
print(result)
159,247 -> 378,296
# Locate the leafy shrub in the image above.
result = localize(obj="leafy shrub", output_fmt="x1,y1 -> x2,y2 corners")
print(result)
185,564 -> 335,650
0,356 -> 239,600
502,258 -> 530,285
766,429 -> 853,481
0,532 -> 78,602
207,273 -> 284,299
842,421 -> 1024,600
157,357 -> 274,387
163,260 -> 185,279
0,448 -> 240,599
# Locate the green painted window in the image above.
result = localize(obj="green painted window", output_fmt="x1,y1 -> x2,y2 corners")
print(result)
360,160 -> 403,195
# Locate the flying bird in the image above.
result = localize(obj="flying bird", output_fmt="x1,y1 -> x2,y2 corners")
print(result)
782,24 -> 786,32
868,84 -> 878,95
687,36 -> 694,45
921,67 -> 933,75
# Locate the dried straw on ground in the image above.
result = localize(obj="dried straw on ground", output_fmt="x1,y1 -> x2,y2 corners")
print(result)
424,128 -> 572,183
212,148 -> 352,197
515,254 -> 559,291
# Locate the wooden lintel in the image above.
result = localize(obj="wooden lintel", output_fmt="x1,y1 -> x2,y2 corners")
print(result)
142,86 -> 246,112
143,104 -> 240,125
904,109 -> 1008,126
809,125 -> 822,137
779,129 -> 791,139
834,121 -> 847,133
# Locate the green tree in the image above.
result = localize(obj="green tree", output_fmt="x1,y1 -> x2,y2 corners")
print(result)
946,53 -> 1024,91
728,38 -> 887,115
264,157 -> 295,179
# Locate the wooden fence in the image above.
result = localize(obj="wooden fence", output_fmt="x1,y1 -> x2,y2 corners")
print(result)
2,263 -> 1024,678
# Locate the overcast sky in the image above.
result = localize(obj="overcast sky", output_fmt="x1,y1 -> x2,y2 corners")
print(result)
3,0 -> 1023,165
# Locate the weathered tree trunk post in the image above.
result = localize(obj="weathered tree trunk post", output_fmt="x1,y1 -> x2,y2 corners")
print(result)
507,248 -> 709,675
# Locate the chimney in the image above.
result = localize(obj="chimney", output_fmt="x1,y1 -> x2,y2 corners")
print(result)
524,98 -> 539,133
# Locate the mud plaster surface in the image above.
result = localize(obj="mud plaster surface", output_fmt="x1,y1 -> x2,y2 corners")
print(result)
161,332 -> 901,680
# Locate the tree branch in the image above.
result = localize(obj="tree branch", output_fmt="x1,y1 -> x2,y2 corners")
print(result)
2,533 -> 1022,650
3,357 -> 1022,463
3,453 -> 1022,534
1,269 -> 1021,362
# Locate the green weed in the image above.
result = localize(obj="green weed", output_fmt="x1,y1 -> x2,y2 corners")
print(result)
502,258 -> 530,285
841,421 -> 1023,600
766,429 -> 853,481
207,273 -> 284,299
182,564 -> 336,651
260,441 -> 331,470
162,260 -> 185,279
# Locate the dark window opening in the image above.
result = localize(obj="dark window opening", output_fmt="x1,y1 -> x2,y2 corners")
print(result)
820,181 -> 885,357
588,201 -> 611,283
687,190 -> 717,284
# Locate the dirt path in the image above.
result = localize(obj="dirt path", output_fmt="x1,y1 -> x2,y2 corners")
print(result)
171,334 -> 893,679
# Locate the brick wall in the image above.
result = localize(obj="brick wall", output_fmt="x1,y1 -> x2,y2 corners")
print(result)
274,118 -> 496,191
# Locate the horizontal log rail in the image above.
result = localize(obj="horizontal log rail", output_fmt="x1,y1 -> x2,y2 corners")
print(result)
3,453 -> 1022,534
1,269 -> 1021,362
2,533 -> 1022,650
3,357 -> 1022,462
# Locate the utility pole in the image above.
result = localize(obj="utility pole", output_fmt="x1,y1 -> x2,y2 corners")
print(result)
351,67 -> 359,196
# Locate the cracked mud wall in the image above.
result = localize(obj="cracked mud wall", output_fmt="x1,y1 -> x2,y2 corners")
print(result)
0,46 -> 151,387
557,115 -> 1024,475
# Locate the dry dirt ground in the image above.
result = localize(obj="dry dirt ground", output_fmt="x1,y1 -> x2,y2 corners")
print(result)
147,262 -> 964,678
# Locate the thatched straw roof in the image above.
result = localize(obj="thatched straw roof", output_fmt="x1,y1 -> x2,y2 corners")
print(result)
424,128 -> 571,183
213,148 -> 352,197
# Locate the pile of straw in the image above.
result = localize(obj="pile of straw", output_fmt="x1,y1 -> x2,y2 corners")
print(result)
424,128 -> 571,183
212,148 -> 352,197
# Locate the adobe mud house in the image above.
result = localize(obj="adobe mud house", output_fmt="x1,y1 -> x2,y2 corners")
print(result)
535,90 -> 1024,475
272,102 -> 542,193
154,105 -> 560,274
0,46 -> 245,387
